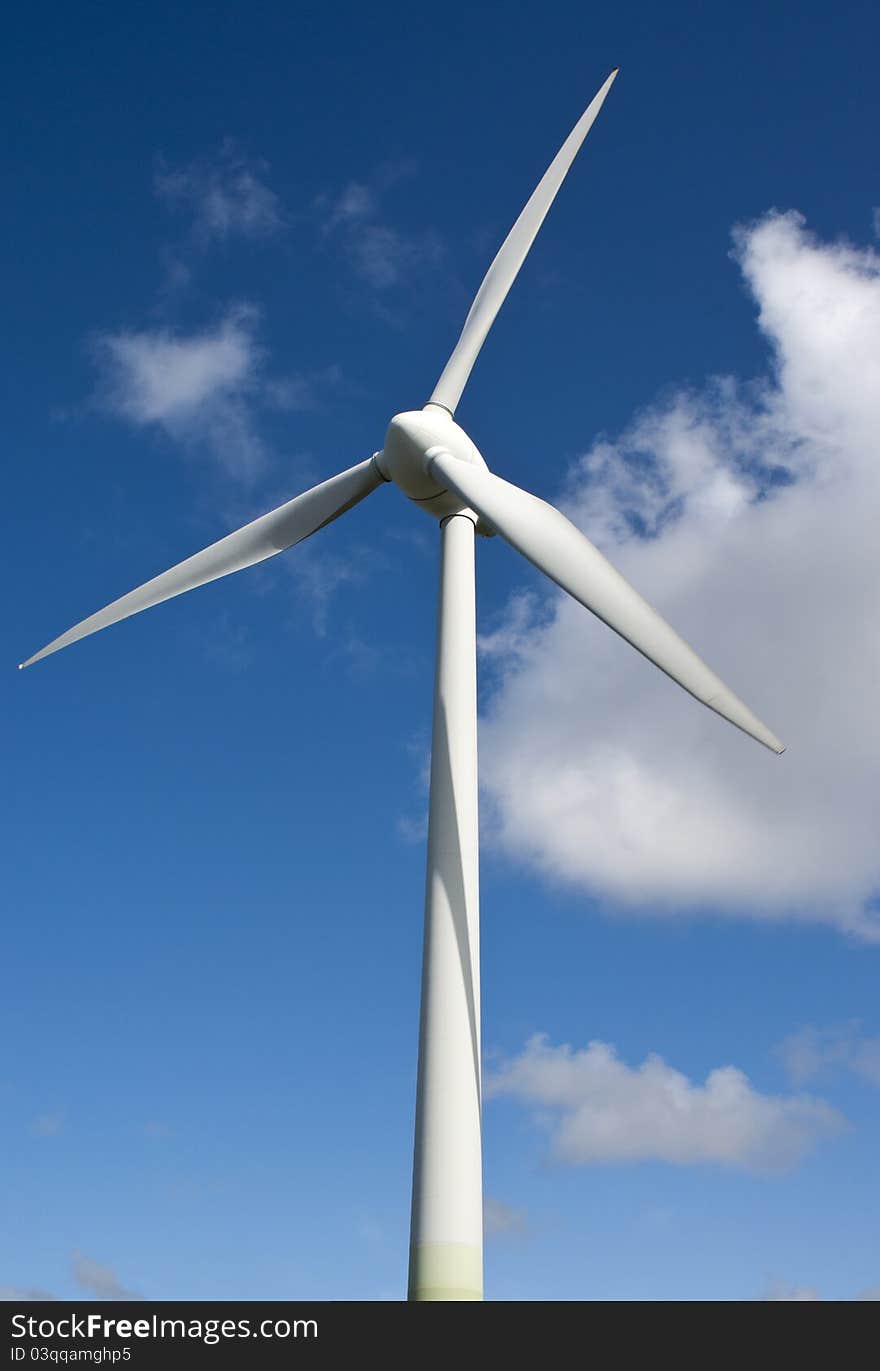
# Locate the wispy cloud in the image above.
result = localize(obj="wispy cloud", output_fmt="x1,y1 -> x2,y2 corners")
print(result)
486,1034 -> 844,1173
479,210 -> 880,938
317,170 -> 443,292
98,308 -> 259,422
93,146 -> 343,486
263,364 -> 342,412
777,1025 -> 880,1087
395,733 -> 431,844
478,591 -> 550,669
143,1120 -> 173,1140
94,306 -> 267,480
285,541 -> 368,637
71,1251 -> 141,1301
30,1112 -> 63,1137
155,141 -> 283,244
94,304 -> 343,483
324,180 -> 376,229
0,1286 -> 57,1302
2,1253 -> 142,1303
761,1281 -> 822,1301
760,1280 -> 880,1301
396,812 -> 428,844
484,1196 -> 528,1239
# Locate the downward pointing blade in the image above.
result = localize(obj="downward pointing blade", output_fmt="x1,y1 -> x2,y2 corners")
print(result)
20,455 -> 385,669
429,68 -> 619,415
428,449 -> 784,754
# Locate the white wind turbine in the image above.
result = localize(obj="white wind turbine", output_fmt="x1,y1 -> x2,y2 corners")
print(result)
21,69 -> 784,1300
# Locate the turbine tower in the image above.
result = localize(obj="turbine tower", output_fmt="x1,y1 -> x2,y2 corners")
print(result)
21,69 -> 784,1301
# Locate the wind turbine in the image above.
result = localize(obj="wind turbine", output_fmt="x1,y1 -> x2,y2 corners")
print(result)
21,68 -> 784,1301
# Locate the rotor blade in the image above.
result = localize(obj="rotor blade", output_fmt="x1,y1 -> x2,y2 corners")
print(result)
429,68 -> 619,415
428,450 -> 784,753
20,455 -> 386,669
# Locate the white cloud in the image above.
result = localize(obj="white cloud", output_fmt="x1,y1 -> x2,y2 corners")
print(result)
95,308 -> 266,479
100,311 -> 257,422
155,142 -> 282,243
777,1025 -> 880,1086
478,210 -> 880,938
71,1251 -> 140,1301
486,1034 -> 844,1173
95,311 -> 340,481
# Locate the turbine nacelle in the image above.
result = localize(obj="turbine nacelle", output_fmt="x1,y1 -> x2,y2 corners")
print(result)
378,406 -> 490,526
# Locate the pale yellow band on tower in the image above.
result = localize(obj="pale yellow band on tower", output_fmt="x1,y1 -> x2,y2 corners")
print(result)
408,1242 -> 483,1301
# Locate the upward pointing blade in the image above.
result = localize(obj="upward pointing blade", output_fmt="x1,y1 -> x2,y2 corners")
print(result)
429,68 -> 619,415
428,449 -> 784,754
20,455 -> 385,669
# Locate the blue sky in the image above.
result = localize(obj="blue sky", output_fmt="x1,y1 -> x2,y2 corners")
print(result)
4,0 -> 880,1301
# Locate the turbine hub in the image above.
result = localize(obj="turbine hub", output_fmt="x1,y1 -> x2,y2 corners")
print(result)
377,406 -> 490,526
